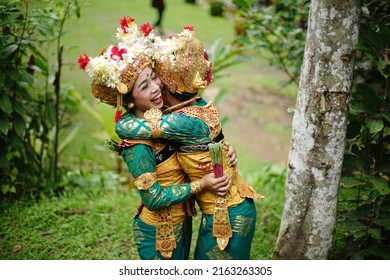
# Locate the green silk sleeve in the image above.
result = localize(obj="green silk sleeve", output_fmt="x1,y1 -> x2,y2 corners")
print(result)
115,112 -> 211,144
121,144 -> 192,211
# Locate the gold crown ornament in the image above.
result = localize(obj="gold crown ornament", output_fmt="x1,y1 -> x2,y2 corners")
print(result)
117,55 -> 152,94
154,26 -> 213,94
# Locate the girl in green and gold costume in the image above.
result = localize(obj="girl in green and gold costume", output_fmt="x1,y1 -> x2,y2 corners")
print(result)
78,18 -> 231,260
115,28 -> 264,260
118,64 -> 231,260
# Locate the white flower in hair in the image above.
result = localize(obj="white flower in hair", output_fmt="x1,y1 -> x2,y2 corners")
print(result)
78,17 -> 173,88
82,44 -> 130,88
151,35 -> 178,65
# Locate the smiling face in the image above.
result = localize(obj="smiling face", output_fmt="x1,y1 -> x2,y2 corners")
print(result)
131,66 -> 164,117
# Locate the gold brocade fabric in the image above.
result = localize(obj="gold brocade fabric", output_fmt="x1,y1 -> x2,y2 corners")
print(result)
155,208 -> 176,259
134,172 -> 158,190
176,102 -> 221,140
144,108 -> 163,138
177,143 -> 255,214
177,142 -> 264,250
213,195 -> 232,250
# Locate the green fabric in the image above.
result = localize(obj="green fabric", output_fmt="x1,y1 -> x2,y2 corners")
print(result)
121,144 -> 192,210
115,98 -> 211,144
194,198 -> 256,260
133,216 -> 193,260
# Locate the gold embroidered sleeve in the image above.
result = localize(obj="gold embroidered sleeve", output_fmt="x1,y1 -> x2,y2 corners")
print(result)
134,172 -> 158,190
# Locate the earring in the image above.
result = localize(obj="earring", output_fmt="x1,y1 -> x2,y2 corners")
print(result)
128,102 -> 134,109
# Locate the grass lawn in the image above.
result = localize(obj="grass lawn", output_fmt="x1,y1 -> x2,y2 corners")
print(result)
0,164 -> 285,260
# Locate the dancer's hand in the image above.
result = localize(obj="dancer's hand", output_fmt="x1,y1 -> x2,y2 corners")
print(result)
225,142 -> 238,169
199,173 -> 231,197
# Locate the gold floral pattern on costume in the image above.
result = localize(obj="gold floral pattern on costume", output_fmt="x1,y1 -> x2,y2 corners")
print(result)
172,185 -> 188,197
156,208 -> 176,259
115,110 -> 211,144
133,221 -> 145,246
173,222 -> 184,244
134,172 -> 157,190
232,215 -> 254,238
142,186 -> 165,201
213,195 -> 232,250
176,102 -> 221,140
144,108 -> 163,138
206,245 -> 232,260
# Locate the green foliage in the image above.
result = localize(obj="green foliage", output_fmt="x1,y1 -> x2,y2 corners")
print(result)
234,0 -> 390,259
233,0 -> 309,85
0,170 -> 138,260
208,1 -> 225,17
330,0 -> 390,259
0,0 -> 80,201
244,164 -> 286,259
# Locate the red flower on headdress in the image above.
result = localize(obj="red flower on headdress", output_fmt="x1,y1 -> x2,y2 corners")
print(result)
184,25 -> 194,32
140,23 -> 153,37
110,46 -> 127,61
204,51 -> 209,61
205,63 -> 213,84
120,16 -> 135,32
77,53 -> 90,70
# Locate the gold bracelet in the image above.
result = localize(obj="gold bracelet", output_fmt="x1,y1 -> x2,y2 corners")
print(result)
190,181 -> 202,194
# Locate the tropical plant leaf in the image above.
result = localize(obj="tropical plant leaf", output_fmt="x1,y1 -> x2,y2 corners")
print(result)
370,177 -> 390,195
374,217 -> 390,230
340,176 -> 367,189
365,118 -> 383,134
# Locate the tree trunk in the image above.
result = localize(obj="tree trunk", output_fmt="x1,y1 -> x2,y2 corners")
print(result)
273,0 -> 361,259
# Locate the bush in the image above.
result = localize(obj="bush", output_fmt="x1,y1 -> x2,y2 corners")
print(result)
0,0 -> 80,202
209,1 -> 224,17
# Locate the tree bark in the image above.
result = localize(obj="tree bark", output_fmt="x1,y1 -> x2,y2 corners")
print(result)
273,0 -> 361,259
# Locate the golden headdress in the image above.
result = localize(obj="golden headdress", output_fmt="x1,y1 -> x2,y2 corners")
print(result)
154,26 -> 213,94
78,16 -> 156,122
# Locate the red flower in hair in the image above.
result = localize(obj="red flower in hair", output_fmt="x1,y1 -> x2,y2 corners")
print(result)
120,16 -> 135,32
140,23 -> 153,37
184,25 -> 194,31
110,46 -> 127,61
77,53 -> 90,70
